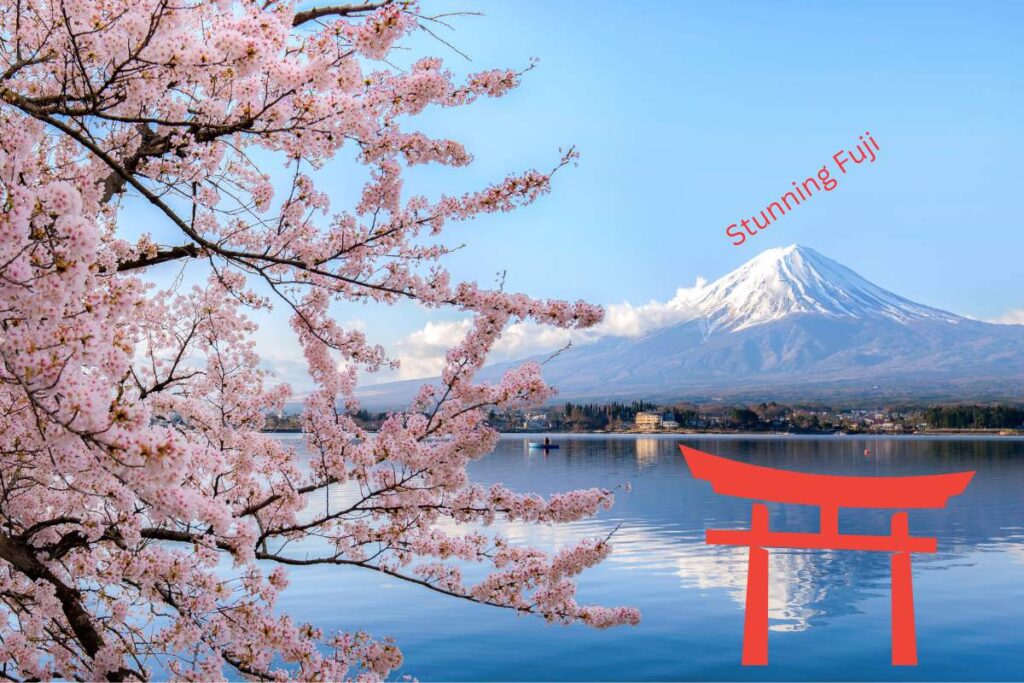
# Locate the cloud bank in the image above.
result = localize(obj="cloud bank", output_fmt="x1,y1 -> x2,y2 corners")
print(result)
376,277 -> 708,383
989,309 -> 1024,325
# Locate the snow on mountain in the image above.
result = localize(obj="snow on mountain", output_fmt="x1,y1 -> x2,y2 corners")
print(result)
357,245 -> 1024,406
688,245 -> 960,333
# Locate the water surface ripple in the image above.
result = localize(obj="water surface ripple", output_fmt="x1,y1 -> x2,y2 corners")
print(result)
272,434 -> 1024,681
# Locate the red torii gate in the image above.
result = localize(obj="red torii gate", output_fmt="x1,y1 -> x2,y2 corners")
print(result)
680,445 -> 974,666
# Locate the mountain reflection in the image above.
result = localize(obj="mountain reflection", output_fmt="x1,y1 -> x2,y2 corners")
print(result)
277,432 -> 1024,672
466,435 -> 1024,634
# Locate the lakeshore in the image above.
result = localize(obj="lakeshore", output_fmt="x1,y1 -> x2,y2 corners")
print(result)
261,427 -> 1024,437
266,401 -> 1024,436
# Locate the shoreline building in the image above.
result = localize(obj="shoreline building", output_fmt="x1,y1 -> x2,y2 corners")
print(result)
634,412 -> 662,431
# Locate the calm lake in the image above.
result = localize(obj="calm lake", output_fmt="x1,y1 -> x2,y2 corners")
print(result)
271,433 -> 1024,681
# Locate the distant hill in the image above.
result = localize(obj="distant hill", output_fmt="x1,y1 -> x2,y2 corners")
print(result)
357,245 -> 1024,408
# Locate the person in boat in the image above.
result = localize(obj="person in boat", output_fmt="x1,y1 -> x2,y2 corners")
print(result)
544,437 -> 551,447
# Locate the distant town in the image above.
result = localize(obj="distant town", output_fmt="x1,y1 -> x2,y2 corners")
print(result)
263,402 -> 1024,435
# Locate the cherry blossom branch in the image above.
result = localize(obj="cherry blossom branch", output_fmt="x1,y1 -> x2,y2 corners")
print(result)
293,2 -> 395,27
0,2 -> 628,678
0,533 -> 140,681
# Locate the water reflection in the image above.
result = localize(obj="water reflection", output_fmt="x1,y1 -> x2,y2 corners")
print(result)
635,438 -> 659,462
274,433 -> 1024,681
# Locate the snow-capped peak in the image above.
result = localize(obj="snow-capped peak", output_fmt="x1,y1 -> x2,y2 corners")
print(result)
689,244 -> 960,333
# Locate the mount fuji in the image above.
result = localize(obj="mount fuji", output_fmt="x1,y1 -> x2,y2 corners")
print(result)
359,245 -> 1024,406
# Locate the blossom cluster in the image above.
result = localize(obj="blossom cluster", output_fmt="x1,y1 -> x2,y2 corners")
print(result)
0,1 -> 636,679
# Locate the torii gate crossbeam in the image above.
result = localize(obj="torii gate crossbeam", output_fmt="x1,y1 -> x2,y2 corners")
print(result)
680,445 -> 974,666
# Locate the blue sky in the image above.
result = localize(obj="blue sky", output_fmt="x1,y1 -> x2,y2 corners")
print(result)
131,1 -> 1024,387
403,0 -> 1023,310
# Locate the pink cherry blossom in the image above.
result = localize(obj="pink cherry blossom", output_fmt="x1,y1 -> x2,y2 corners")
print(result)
0,1 -> 637,679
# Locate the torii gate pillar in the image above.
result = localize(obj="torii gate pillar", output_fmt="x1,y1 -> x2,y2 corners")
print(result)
680,445 -> 974,667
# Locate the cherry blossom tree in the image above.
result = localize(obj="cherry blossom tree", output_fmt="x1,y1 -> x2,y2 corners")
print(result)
0,1 -> 639,679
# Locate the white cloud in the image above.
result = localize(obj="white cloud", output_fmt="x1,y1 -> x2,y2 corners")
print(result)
599,277 -> 707,337
989,309 -> 1024,325
391,319 -> 474,380
251,280 -> 712,389
374,278 -> 709,383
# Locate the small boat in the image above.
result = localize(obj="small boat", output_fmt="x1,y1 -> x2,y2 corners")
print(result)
528,442 -> 559,450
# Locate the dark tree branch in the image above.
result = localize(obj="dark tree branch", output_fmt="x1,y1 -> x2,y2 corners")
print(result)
115,244 -> 200,272
0,533 -> 139,681
99,124 -> 172,203
292,2 -> 392,27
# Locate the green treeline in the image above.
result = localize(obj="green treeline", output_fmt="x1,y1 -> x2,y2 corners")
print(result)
264,401 -> 1024,433
562,400 -> 657,430
550,401 -> 1024,433
923,405 -> 1024,429
563,400 -> 656,419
